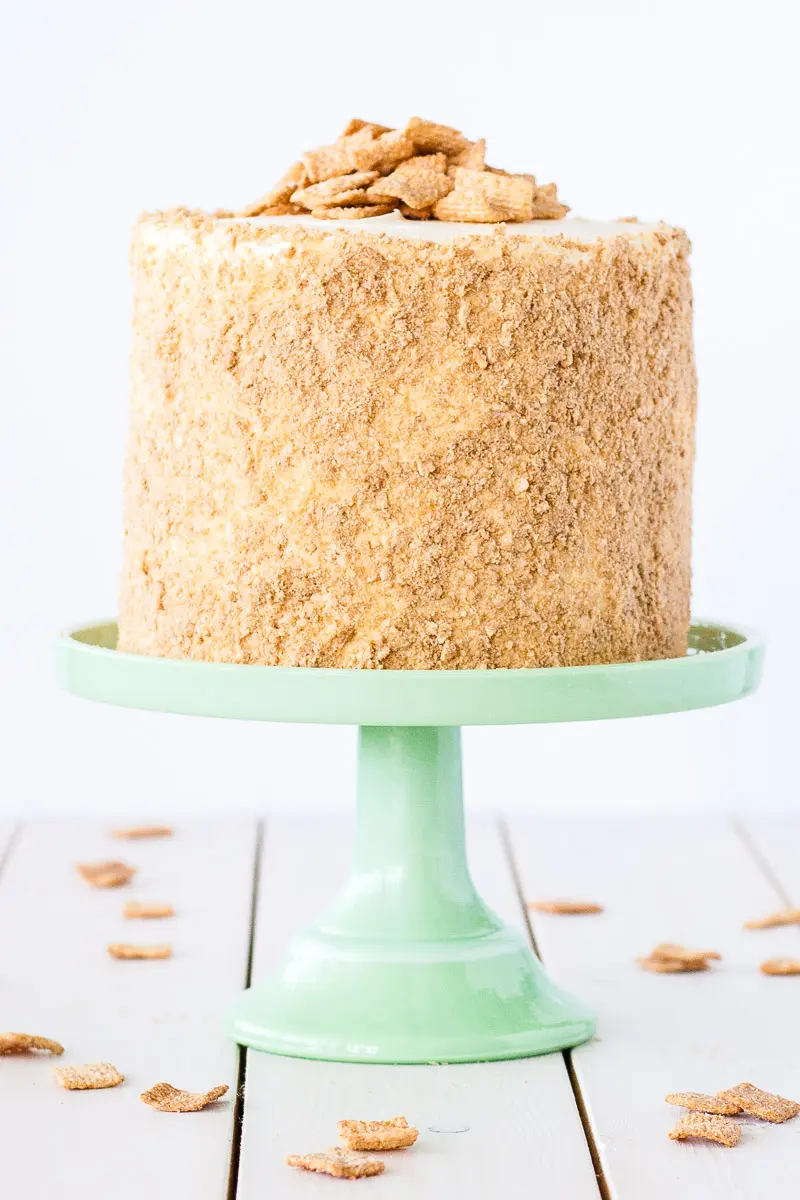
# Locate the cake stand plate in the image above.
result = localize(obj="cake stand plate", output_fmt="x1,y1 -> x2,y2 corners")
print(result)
57,621 -> 763,1064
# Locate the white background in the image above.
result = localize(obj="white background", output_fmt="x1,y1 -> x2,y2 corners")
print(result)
1,0 -> 797,818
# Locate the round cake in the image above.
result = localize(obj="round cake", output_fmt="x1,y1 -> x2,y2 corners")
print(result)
119,130 -> 695,670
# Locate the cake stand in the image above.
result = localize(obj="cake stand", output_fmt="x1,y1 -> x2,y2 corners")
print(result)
56,620 -> 763,1064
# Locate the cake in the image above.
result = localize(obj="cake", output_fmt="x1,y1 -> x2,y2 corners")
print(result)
119,119 -> 696,669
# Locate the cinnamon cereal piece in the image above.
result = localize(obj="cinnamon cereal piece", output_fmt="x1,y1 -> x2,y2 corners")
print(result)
717,1082 -> 800,1123
291,171 -> 379,209
434,168 -> 534,222
449,138 -> 486,170
0,1033 -> 64,1056
650,943 -> 722,964
761,957 -> 800,975
236,162 -> 307,215
112,825 -> 173,839
141,1082 -> 229,1112
286,1149 -> 384,1179
347,129 -> 415,174
665,1092 -> 743,1115
53,1062 -> 124,1090
532,182 -> 570,219
394,152 -> 448,175
301,142 -> 355,184
744,908 -> 800,930
638,955 -> 710,974
123,901 -> 175,919
374,160 -> 453,210
77,861 -> 136,888
310,205 -> 395,220
340,119 -> 391,138
529,900 -> 603,914
668,1112 -> 740,1147
107,943 -> 172,960
398,204 -> 433,220
338,1116 -> 419,1151
405,117 -> 472,156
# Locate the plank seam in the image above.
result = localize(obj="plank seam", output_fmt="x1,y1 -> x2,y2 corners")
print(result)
0,825 -> 20,883
227,819 -> 264,1200
498,818 -> 608,1200
732,817 -> 795,906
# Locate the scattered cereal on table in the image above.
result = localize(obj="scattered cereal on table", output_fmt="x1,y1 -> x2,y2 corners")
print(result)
77,861 -> 136,888
141,1082 -> 229,1112
112,825 -> 173,839
665,1091 -> 742,1115
123,901 -> 175,919
760,957 -> 800,976
717,1082 -> 800,1123
0,1032 -> 64,1056
339,1116 -> 419,1150
528,900 -> 603,915
286,1149 -> 385,1179
668,1112 -> 740,1147
53,1062 -> 124,1090
107,943 -> 172,960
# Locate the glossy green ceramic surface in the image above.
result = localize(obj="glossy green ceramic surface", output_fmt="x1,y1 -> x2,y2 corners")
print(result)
57,621 -> 763,726
227,725 -> 593,1062
56,619 -> 763,1063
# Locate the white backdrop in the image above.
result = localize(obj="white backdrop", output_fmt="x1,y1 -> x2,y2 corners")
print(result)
1,0 -> 797,817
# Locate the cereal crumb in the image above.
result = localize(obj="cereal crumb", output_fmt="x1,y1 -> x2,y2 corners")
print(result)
0,1032 -> 64,1056
717,1083 -> 800,1123
665,1091 -> 742,1115
107,943 -> 172,960
744,908 -> 800,930
339,1116 -> 419,1151
286,1149 -> 385,1179
528,900 -> 603,915
77,861 -> 136,888
760,957 -> 800,976
53,1062 -> 124,1090
141,1082 -> 229,1112
112,825 -> 173,839
123,901 -> 175,919
668,1112 -> 740,1147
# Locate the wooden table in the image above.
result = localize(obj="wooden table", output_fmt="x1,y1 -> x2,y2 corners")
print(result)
1,815 -> 798,1198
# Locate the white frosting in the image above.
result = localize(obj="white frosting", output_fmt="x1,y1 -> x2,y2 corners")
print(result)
226,212 -> 661,245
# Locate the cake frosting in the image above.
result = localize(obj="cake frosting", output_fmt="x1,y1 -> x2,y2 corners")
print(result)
118,204 -> 696,670
228,212 -> 662,244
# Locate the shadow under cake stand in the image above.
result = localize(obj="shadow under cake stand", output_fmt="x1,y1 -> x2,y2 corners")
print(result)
57,620 -> 763,1064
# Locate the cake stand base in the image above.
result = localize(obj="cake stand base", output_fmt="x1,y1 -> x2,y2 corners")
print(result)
225,726 -> 593,1063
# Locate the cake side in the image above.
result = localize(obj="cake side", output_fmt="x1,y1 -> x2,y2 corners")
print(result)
118,209 -> 696,668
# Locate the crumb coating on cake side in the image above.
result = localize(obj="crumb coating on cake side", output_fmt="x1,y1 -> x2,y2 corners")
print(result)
119,209 -> 696,668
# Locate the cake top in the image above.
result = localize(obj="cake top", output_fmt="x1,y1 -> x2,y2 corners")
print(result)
217,116 -> 570,226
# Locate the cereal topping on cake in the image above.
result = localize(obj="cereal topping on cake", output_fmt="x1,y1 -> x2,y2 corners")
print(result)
228,118 -> 568,223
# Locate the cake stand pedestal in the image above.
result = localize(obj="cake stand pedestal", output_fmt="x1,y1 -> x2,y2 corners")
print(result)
57,621 -> 763,1064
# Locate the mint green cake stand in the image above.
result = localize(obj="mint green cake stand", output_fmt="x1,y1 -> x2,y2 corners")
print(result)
57,620 -> 763,1064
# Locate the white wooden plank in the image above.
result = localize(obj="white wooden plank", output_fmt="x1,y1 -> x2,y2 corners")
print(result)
506,815 -> 800,1200
238,815 -> 599,1199
738,815 -> 800,907
0,818 -> 257,1200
